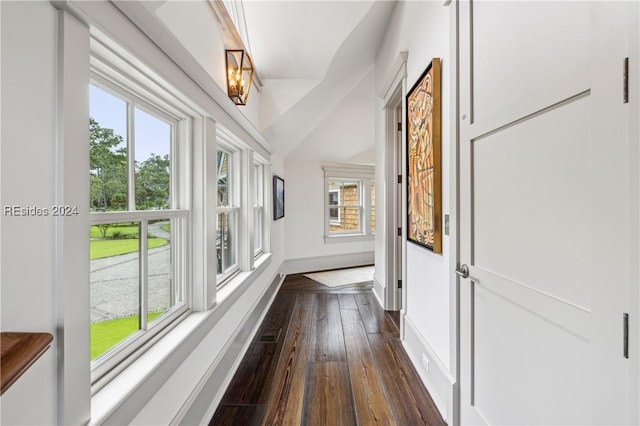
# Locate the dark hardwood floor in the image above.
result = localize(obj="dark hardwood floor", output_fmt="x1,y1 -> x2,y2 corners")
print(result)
210,273 -> 446,426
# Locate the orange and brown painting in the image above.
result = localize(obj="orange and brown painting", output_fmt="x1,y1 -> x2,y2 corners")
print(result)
407,58 -> 441,253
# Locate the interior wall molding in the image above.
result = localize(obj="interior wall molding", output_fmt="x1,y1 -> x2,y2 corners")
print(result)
379,51 -> 408,106
284,252 -> 374,275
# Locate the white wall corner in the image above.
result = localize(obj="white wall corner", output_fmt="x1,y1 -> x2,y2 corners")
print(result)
402,314 -> 454,422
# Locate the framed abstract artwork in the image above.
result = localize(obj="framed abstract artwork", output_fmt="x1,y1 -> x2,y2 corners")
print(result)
273,175 -> 285,220
406,58 -> 442,253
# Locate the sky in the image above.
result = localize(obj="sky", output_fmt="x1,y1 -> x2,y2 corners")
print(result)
89,84 -> 171,163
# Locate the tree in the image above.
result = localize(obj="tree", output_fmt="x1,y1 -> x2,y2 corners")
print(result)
89,118 -> 170,212
94,223 -> 113,239
135,154 -> 170,209
89,118 -> 127,211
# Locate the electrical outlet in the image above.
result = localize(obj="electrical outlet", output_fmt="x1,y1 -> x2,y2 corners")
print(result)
422,354 -> 429,372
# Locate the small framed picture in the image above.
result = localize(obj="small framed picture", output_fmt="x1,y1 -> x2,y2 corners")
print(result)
273,175 -> 285,220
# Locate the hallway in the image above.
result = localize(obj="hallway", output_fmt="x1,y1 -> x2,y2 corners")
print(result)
211,273 -> 445,425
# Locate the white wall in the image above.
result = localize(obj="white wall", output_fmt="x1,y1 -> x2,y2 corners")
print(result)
374,0 -> 453,419
281,68 -> 376,274
287,68 -> 376,163
1,4 -> 59,424
284,160 -> 374,272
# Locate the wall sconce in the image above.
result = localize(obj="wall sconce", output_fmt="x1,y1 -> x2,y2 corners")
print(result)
225,49 -> 254,105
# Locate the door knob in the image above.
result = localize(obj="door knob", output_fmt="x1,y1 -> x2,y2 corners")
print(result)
455,263 -> 469,279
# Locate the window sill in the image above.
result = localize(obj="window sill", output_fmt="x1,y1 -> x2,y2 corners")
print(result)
324,233 -> 374,244
90,252 -> 272,425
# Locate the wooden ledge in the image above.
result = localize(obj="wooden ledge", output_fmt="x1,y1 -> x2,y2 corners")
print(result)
1,332 -> 53,395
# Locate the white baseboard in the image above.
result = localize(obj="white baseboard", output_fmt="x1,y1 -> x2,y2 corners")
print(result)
372,272 -> 385,307
402,314 -> 455,422
283,251 -> 374,274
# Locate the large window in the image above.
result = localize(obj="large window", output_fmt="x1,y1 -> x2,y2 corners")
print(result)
89,80 -> 188,379
323,165 -> 375,241
216,147 -> 239,283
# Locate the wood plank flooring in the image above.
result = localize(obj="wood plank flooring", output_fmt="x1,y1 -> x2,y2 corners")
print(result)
211,273 -> 446,426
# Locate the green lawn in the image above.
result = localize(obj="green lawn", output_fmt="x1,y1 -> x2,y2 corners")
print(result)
161,223 -> 170,232
90,237 -> 167,260
91,311 -> 164,360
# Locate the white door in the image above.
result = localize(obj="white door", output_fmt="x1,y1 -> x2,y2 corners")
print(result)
458,1 -> 634,424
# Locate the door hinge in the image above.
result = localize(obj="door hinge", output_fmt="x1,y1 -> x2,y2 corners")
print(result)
397,175 -> 402,184
398,279 -> 402,289
397,227 -> 402,236
397,122 -> 402,131
624,313 -> 629,359
624,58 -> 629,104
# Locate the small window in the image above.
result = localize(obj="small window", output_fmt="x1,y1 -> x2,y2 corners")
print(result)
216,147 -> 239,284
253,162 -> 265,257
323,165 -> 375,241
327,180 -> 361,233
329,188 -> 341,224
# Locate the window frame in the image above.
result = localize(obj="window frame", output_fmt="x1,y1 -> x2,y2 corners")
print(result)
328,187 -> 341,224
370,181 -> 376,235
89,75 -> 191,385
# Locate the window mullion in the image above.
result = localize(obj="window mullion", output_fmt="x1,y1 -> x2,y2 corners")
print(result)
140,219 -> 149,331
127,102 -> 136,211
362,181 -> 369,234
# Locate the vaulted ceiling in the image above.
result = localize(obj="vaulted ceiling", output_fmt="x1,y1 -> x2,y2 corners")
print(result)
152,0 -> 397,163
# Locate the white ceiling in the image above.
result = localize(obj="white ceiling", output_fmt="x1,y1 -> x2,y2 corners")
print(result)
153,0 -> 397,162
243,1 -> 375,80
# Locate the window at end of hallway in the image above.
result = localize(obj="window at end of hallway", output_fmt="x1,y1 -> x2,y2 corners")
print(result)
322,164 -> 375,242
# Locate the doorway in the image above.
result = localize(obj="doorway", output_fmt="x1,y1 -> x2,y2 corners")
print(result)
383,86 -> 404,313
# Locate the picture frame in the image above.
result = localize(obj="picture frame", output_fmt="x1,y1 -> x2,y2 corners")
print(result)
273,175 -> 285,220
406,58 -> 442,253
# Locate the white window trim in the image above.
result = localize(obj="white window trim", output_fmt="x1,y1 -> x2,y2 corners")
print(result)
322,164 -> 375,243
